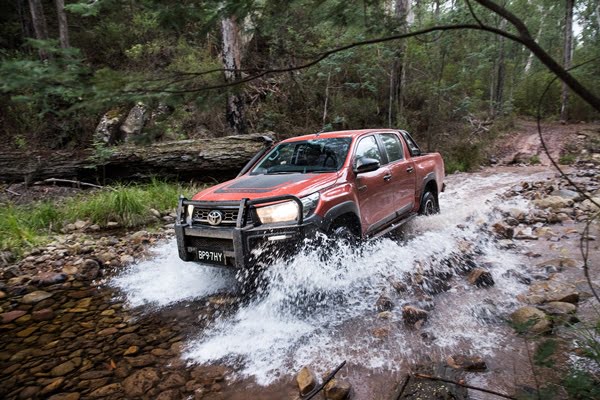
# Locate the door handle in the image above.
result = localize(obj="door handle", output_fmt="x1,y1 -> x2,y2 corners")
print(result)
383,174 -> 392,181
406,166 -> 414,173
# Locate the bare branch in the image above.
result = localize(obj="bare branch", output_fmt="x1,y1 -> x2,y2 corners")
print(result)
465,0 -> 485,27
413,373 -> 517,399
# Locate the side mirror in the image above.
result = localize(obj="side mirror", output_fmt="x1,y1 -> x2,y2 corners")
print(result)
354,157 -> 380,174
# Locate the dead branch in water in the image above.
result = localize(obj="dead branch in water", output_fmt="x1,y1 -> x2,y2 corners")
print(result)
413,373 -> 517,399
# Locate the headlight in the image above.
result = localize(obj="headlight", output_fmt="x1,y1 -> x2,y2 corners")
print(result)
300,192 -> 320,217
256,201 -> 299,224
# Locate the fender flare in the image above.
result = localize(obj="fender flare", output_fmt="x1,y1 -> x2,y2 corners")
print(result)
322,201 -> 360,232
419,172 -> 438,201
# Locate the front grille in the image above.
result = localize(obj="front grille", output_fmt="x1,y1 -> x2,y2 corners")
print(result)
188,237 -> 234,252
191,207 -> 239,226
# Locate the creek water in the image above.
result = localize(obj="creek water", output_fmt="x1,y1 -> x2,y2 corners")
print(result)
112,168 -> 555,398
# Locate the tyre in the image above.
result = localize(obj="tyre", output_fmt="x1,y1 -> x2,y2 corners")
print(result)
419,191 -> 439,215
329,223 -> 359,248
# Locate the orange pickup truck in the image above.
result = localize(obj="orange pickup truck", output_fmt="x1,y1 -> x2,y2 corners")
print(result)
175,129 -> 445,268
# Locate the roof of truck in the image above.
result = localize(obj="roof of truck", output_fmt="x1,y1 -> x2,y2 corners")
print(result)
282,128 -> 401,142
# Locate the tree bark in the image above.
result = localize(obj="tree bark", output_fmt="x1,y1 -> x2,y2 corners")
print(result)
27,0 -> 49,59
388,0 -> 412,127
221,16 -> 247,135
494,18 -> 507,116
560,0 -> 574,122
0,134 -> 273,184
55,0 -> 70,49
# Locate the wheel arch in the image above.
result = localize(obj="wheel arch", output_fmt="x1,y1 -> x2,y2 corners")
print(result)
323,201 -> 362,237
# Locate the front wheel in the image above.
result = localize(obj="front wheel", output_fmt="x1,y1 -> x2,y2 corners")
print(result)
419,191 -> 440,215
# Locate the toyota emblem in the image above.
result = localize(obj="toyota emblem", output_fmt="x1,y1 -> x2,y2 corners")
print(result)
207,210 -> 223,226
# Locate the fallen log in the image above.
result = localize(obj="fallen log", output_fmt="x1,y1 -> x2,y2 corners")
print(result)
0,133 -> 274,184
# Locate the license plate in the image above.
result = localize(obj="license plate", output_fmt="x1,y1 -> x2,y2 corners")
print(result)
198,249 -> 226,265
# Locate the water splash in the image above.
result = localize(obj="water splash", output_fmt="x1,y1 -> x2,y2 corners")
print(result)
113,169 -> 552,385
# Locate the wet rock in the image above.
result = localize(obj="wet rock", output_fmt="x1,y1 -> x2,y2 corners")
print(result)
158,373 -> 187,391
98,327 -> 118,336
372,327 -> 391,338
502,269 -> 531,285
510,306 -> 552,335
1,310 -> 27,323
79,259 -> 100,281
377,311 -> 393,319
547,291 -> 579,304
32,308 -> 55,321
492,222 -> 514,239
447,355 -> 487,371
19,387 -> 41,399
534,196 -> 574,210
123,368 -> 160,397
467,268 -> 495,287
402,305 -> 428,326
48,393 -> 80,400
324,379 -> 352,400
542,301 -> 577,318
514,227 -> 538,240
89,383 -> 122,397
127,354 -> 156,367
536,258 -> 578,270
40,377 -> 65,396
156,389 -> 181,400
120,255 -> 135,265
51,360 -> 77,377
22,290 -> 53,304
552,189 -> 580,200
375,294 -> 394,312
16,326 -> 38,337
123,346 -> 139,356
580,197 -> 600,212
32,272 -> 67,286
296,366 -> 318,396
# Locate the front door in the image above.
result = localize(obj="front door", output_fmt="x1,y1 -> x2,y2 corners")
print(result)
353,135 -> 395,231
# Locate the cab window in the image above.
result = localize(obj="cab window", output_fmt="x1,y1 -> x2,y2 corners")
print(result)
379,133 -> 404,162
355,136 -> 383,164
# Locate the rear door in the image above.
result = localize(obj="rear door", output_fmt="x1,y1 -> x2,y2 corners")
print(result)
377,132 -> 417,215
353,135 -> 395,231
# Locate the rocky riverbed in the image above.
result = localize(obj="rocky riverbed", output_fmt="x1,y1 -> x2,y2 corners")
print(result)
1,162 -> 599,400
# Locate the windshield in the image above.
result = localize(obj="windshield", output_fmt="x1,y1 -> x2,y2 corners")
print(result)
251,137 -> 352,175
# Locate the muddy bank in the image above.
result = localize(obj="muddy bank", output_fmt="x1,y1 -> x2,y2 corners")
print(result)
1,163 -> 599,400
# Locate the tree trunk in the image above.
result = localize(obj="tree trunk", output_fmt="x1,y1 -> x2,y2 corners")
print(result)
27,0 -> 49,59
494,18 -> 507,116
524,17 -> 543,73
0,134 -> 273,184
221,16 -> 247,135
55,0 -> 70,48
17,0 -> 32,40
388,0 -> 412,127
560,0 -> 574,122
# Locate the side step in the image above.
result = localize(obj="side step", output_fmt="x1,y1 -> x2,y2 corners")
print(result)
368,213 -> 416,240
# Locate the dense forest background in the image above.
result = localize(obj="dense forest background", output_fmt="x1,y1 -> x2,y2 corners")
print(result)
1,0 -> 599,172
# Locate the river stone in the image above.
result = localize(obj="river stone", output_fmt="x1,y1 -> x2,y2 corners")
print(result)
89,383 -> 122,397
19,386 -> 41,399
375,294 -> 394,311
127,354 -> 156,367
16,326 -> 38,337
32,272 -> 67,286
552,189 -> 579,200
447,355 -> 487,371
543,301 -> 577,316
581,197 -> 600,212
296,366 -> 317,395
158,372 -> 187,391
123,367 -> 160,397
79,259 -> 100,281
467,268 -> 495,287
41,377 -> 65,396
51,360 -> 77,377
534,196 -> 574,210
1,310 -> 27,323
123,346 -> 139,356
48,393 -> 80,400
510,306 -> 552,334
22,290 -> 53,304
324,379 -> 351,400
402,305 -> 428,326
156,389 -> 180,400
546,291 -> 579,304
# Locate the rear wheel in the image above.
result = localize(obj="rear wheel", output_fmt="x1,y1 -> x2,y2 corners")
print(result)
419,191 -> 439,215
